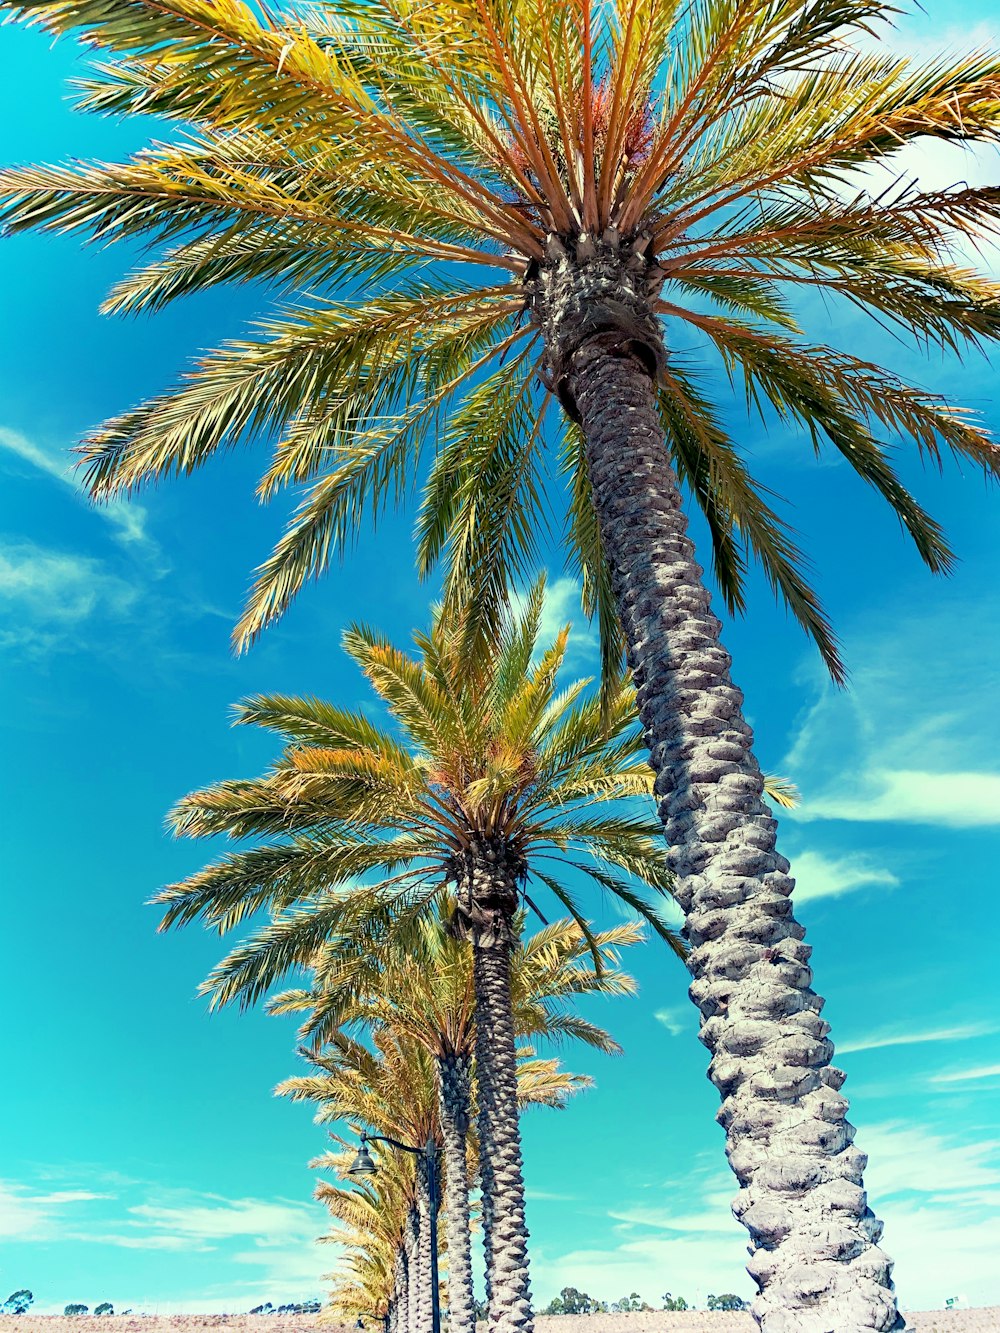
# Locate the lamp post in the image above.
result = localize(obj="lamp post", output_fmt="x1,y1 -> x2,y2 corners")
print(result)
348,1131 -> 441,1333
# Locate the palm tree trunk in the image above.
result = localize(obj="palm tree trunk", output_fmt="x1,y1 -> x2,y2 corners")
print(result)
437,1052 -> 476,1333
415,1171 -> 435,1333
477,1126 -> 495,1319
393,1246 -> 408,1333
472,939 -> 533,1333
562,332 -> 905,1333
404,1205 -> 421,1333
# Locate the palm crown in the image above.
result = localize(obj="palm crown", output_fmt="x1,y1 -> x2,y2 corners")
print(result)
157,586 -> 682,959
3,0 -> 999,679
263,910 -> 643,1057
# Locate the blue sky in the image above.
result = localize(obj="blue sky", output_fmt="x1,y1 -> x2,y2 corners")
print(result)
1,1 -> 999,1318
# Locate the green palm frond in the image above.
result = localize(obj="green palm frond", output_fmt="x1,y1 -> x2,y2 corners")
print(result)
5,0 -> 997,677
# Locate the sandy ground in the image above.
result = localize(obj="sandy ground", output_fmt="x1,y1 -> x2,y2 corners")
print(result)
2,1310 -> 999,1332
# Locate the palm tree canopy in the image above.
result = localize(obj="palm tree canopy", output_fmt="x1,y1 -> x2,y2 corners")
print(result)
261,907 -> 644,1057
156,586 -> 685,963
4,0 -> 999,680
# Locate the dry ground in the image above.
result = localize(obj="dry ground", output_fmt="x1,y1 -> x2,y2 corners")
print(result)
3,1310 -> 998,1332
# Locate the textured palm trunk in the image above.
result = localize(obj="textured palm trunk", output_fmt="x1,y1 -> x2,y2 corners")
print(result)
539,250 -> 903,1330
436,1052 -> 476,1333
415,1169 -> 435,1333
393,1246 -> 408,1333
450,841 -> 533,1333
404,1205 -> 421,1333
477,1124 -> 495,1318
472,939 -> 533,1333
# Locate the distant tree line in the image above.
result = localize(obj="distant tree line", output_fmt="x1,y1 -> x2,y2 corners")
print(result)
540,1286 -> 749,1314
249,1298 -> 323,1314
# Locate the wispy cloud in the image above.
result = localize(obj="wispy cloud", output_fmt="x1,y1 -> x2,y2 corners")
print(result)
790,849 -> 899,904
511,574 -> 597,665
931,1063 -> 1000,1085
653,1008 -> 687,1037
0,425 -> 153,552
0,540 -> 138,638
3,1173 -> 330,1313
798,769 -> 1000,829
782,595 -> 1000,830
0,1182 -> 112,1241
839,1022 -> 997,1055
129,1196 -> 322,1246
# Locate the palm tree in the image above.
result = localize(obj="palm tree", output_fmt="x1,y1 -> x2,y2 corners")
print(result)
283,1022 -> 595,1333
6,3 -> 998,1324
314,1145 -> 408,1332
259,910 -> 642,1333
157,592 -> 683,1333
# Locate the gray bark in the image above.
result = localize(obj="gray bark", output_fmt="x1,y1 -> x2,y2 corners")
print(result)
415,1168 -> 435,1333
529,234 -> 905,1333
437,1052 -> 477,1333
449,839 -> 533,1333
472,940 -> 533,1333
393,1246 -> 408,1333
404,1205 -> 421,1333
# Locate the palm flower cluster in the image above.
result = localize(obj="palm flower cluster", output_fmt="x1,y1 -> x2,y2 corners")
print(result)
3,0 -> 1000,1328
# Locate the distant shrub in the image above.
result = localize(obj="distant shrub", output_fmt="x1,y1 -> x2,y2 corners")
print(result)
64,1305 -> 89,1316
3,1291 -> 33,1316
95,1302 -> 114,1316
707,1294 -> 748,1311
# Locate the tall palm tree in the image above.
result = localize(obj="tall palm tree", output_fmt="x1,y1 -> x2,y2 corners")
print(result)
156,592 -> 683,1333
260,911 -> 642,1333
5,3 -> 998,1325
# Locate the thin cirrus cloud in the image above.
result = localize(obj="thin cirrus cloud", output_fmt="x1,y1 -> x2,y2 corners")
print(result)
781,595 -> 1000,831
653,1007 -> 687,1037
0,424 -> 152,551
798,769 -> 1000,829
0,541 -> 138,624
839,1021 -> 998,1055
931,1063 -> 1000,1084
0,1181 -> 112,1241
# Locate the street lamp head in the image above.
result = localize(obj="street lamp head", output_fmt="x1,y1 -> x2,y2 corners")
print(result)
347,1134 -> 377,1177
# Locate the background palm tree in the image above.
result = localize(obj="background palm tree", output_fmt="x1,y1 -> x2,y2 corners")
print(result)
283,1024 -> 593,1333
261,911 -> 642,1333
5,2 -> 998,1324
157,591 -> 682,1333
314,1147 -> 408,1332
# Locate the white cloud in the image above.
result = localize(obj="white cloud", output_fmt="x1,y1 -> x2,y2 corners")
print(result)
840,1021 -> 997,1055
0,1182 -> 110,1241
931,1063 -> 1000,1084
789,849 -> 899,904
800,769 -> 1000,828
511,575 -> 597,665
653,1007 -> 687,1037
0,541 -> 137,633
862,1121 -> 1000,1199
129,1196 -> 321,1245
0,424 -> 152,550
782,596 -> 1000,830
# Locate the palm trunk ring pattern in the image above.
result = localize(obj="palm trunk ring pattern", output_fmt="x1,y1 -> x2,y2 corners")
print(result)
531,235 -> 905,1333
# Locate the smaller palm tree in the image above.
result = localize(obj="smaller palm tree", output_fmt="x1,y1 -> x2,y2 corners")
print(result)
158,585 -> 682,1333
284,1023 -> 590,1333
255,910 -> 641,1330
315,1142 -> 412,1332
